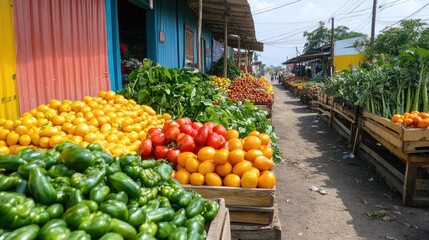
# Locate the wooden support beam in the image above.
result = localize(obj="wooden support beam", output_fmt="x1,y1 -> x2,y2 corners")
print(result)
223,14 -> 228,78
197,0 -> 202,70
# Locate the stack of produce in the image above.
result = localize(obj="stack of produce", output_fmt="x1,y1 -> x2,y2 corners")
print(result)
0,142 -> 219,239
208,57 -> 242,80
138,118 -> 276,189
0,91 -> 168,155
227,75 -> 273,104
210,76 -> 231,92
391,111 -> 429,128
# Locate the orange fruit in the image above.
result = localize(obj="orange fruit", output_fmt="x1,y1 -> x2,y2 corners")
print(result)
215,162 -> 232,177
197,146 -> 216,161
223,174 -> 241,187
0,146 -> 10,154
248,167 -> 261,178
262,147 -> 274,159
227,138 -> 243,151
198,160 -> 215,175
6,131 -> 19,146
175,169 -> 191,184
247,130 -> 260,136
189,172 -> 205,186
258,171 -> 276,189
245,149 -> 263,162
18,135 -> 32,146
243,136 -> 262,151
213,148 -> 229,164
178,152 -> 197,168
225,129 -> 239,140
241,171 -> 259,188
253,156 -> 274,171
49,135 -> 65,148
228,149 -> 246,166
39,136 -> 50,148
185,157 -> 200,173
74,123 -> 90,137
232,160 -> 253,177
205,172 -> 222,186
258,133 -> 271,145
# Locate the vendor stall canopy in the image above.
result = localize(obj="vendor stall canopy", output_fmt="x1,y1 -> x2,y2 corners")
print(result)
186,0 -> 263,52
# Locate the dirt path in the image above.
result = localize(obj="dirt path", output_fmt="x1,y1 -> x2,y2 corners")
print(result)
271,83 -> 429,240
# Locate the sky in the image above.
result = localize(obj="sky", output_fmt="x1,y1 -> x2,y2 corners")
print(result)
247,0 -> 429,67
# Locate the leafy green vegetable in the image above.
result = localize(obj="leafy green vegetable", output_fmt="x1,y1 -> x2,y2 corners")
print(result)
208,57 -> 242,80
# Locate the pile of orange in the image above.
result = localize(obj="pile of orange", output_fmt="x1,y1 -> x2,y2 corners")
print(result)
391,111 -> 429,128
0,91 -> 170,155
174,130 -> 276,189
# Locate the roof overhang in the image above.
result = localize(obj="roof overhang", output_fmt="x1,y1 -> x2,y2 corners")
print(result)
282,52 -> 330,65
186,0 -> 263,52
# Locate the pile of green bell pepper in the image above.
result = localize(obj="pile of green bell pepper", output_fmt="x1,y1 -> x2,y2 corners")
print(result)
0,142 -> 220,239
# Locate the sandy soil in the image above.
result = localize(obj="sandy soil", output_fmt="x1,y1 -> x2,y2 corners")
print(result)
270,83 -> 429,240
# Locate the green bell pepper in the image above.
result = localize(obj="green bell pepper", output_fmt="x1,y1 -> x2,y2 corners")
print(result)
65,230 -> 91,240
110,218 -> 137,240
4,224 -> 39,240
106,191 -> 129,204
170,208 -> 187,227
160,185 -> 183,203
187,230 -> 205,240
107,162 -> 122,176
138,222 -> 158,237
127,207 -> 146,228
50,176 -> 71,189
16,147 -> 34,158
100,200 -> 129,221
141,159 -> 156,169
27,205 -> 50,226
86,142 -> 104,152
0,174 -> 20,191
54,141 -> 77,153
0,154 -> 27,171
42,225 -> 70,240
93,150 -> 114,164
185,195 -> 204,219
15,179 -> 29,195
119,153 -> 141,169
201,200 -> 219,222
168,227 -> 187,240
78,211 -> 112,238
62,202 -> 91,228
38,219 -> 67,239
99,232 -> 124,240
159,196 -> 172,209
178,190 -> 194,208
109,172 -> 141,199
56,186 -> 74,204
17,160 -> 46,179
90,184 -> 111,205
67,188 -> 84,208
46,203 -> 64,219
155,222 -> 174,239
127,200 -> 140,209
154,161 -> 173,181
143,198 -> 160,214
45,148 -> 61,166
81,200 -> 99,212
60,145 -> 95,172
123,165 -> 142,180
71,167 -> 106,194
139,169 -> 161,188
134,232 -> 157,240
19,149 -> 46,162
146,207 -> 175,223
28,167 -> 57,205
185,216 -> 205,235
48,164 -> 75,178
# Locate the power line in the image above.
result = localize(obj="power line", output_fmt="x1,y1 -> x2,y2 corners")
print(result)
252,0 -> 303,15
389,2 -> 429,27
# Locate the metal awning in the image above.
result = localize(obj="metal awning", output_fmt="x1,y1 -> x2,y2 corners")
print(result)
186,0 -> 263,51
282,52 -> 330,65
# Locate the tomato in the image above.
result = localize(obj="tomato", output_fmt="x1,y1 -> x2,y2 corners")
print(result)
203,122 -> 215,130
206,132 -> 226,149
213,124 -> 227,138
176,117 -> 192,126
176,133 -> 186,141
165,127 -> 180,141
154,145 -> 169,159
176,134 -> 196,152
194,126 -> 210,145
148,127 -> 162,136
167,149 -> 181,165
179,124 -> 197,137
162,120 -> 180,132
151,132 -> 166,146
193,145 -> 204,155
191,122 -> 203,131
140,138 -> 153,157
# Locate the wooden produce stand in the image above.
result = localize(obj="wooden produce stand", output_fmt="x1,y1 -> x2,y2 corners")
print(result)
355,111 -> 429,207
206,198 -> 231,240
183,185 -> 281,240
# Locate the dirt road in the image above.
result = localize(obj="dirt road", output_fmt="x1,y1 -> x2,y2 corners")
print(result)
271,83 -> 429,240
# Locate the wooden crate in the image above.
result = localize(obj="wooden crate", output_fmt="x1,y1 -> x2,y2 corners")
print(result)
254,103 -> 273,119
361,111 -> 429,154
206,198 -> 231,240
183,185 -> 276,225
230,204 -> 281,240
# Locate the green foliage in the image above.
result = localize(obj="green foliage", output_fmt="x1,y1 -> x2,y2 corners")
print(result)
208,57 -> 242,79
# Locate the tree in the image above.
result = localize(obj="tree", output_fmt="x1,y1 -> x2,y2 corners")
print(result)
303,22 -> 366,54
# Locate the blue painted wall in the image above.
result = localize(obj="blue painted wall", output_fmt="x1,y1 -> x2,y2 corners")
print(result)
105,0 -> 122,91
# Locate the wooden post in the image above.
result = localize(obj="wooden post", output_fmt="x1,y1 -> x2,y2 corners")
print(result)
197,0 -> 202,71
237,36 -> 241,67
223,14 -> 228,78
330,17 -> 335,75
403,162 -> 417,206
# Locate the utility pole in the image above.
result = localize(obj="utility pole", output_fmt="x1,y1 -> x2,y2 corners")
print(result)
330,17 -> 335,75
371,0 -> 377,45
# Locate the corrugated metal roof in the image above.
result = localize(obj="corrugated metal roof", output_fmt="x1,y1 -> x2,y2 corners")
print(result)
0,0 -> 20,120
186,0 -> 263,51
13,0 -> 110,114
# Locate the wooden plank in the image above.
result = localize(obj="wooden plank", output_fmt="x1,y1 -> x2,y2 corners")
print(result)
358,149 -> 404,195
332,119 -> 350,140
333,117 -> 351,135
318,101 -> 333,110
415,179 -> 429,191
412,198 -> 429,207
183,185 -> 275,207
363,111 -> 404,136
403,162 -> 418,206
403,141 -> 429,153
403,128 -> 429,142
359,143 -> 405,182
207,198 -> 228,240
363,119 -> 404,149
229,205 -> 274,225
221,209 -> 232,240
332,107 -> 356,123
